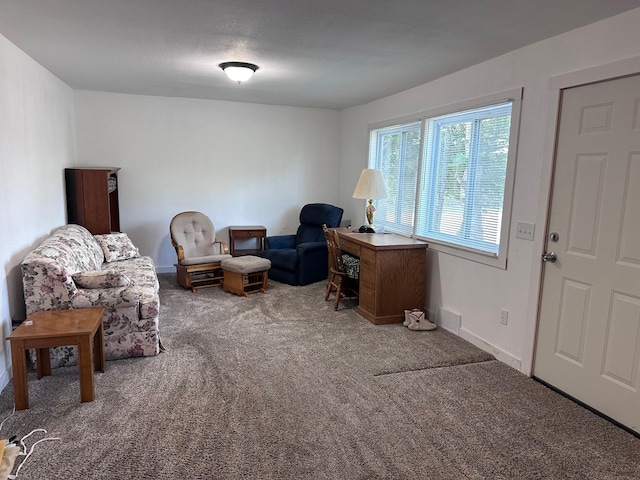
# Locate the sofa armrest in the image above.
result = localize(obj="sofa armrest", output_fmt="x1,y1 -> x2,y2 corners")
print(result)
71,286 -> 141,309
71,285 -> 159,335
265,234 -> 296,250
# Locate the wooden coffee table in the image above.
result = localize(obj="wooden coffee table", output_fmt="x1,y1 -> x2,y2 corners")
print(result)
7,308 -> 106,410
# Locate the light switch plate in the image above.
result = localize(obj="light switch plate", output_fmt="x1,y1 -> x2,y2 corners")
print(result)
516,222 -> 535,241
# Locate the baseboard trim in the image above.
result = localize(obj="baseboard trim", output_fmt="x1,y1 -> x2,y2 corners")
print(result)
459,327 -> 522,372
155,266 -> 174,274
0,367 -> 11,393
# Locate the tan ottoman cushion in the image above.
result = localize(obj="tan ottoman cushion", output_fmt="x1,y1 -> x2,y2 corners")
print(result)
221,256 -> 271,274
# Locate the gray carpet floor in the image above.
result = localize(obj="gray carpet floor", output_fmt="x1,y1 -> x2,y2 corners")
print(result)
0,273 -> 638,479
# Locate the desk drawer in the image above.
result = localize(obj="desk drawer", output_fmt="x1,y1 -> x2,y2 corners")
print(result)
360,247 -> 375,266
233,229 -> 265,238
339,237 -> 360,257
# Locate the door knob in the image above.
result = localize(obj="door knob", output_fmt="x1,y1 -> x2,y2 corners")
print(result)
541,252 -> 557,263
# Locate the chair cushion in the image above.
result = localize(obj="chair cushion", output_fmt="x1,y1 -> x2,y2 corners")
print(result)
170,211 -> 219,258
299,203 -> 344,226
296,203 -> 344,245
221,256 -> 271,275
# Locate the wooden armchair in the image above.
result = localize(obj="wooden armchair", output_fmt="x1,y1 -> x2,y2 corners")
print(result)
322,224 -> 359,310
170,211 -> 232,292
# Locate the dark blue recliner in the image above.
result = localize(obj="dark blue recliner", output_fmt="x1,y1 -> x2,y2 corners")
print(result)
260,203 -> 343,286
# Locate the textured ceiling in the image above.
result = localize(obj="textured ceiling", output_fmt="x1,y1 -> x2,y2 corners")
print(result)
1,0 -> 639,109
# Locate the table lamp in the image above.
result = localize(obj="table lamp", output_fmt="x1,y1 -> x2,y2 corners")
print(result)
352,168 -> 388,231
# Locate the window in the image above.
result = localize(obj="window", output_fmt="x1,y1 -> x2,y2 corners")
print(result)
368,89 -> 521,268
368,121 -> 421,236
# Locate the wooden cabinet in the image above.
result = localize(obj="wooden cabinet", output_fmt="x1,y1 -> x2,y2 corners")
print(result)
65,167 -> 121,235
337,231 -> 428,325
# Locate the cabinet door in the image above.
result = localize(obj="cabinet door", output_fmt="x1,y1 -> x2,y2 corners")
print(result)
376,249 -> 425,318
82,170 -> 112,234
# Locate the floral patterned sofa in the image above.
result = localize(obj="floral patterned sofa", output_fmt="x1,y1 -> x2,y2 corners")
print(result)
21,224 -> 161,367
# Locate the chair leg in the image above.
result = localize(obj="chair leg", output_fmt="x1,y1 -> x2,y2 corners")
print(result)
334,277 -> 343,311
325,272 -> 334,301
176,266 -> 191,290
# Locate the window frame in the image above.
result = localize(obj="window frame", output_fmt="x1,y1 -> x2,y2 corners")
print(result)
367,88 -> 523,269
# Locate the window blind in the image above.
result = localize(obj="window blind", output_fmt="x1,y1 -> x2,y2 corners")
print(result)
368,121 -> 421,235
416,102 -> 512,254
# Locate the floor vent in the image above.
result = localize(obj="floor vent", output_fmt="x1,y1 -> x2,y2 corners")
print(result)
438,307 -> 462,334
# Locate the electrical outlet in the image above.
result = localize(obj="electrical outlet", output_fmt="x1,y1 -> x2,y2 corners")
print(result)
516,222 -> 535,241
500,309 -> 509,326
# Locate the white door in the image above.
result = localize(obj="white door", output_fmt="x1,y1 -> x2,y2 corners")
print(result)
534,74 -> 640,432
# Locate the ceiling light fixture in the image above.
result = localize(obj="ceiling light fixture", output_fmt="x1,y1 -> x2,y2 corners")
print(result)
218,61 -> 259,84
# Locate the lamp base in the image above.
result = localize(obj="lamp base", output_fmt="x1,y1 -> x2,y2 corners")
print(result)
365,200 -> 376,225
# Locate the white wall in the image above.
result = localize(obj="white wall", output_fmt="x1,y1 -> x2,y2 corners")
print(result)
338,8 -> 640,374
0,34 -> 75,390
74,92 -> 341,272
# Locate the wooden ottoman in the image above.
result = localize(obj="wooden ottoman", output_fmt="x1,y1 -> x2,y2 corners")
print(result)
221,256 -> 271,297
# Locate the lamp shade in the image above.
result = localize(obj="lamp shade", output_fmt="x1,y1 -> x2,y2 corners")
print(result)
352,168 -> 388,200
219,62 -> 259,83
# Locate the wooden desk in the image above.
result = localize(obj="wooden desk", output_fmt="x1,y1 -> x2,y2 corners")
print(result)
336,230 -> 428,325
7,308 -> 106,410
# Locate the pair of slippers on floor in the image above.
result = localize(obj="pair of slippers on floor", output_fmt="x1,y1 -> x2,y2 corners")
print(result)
403,309 -> 437,331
